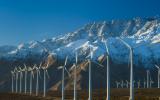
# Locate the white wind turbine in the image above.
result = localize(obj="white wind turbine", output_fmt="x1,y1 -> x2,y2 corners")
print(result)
88,45 -> 93,100
34,63 -> 42,96
101,36 -> 110,100
121,80 -> 124,88
18,67 -> 23,93
84,44 -> 104,100
23,64 -> 28,94
118,38 -> 134,100
70,52 -> 78,100
28,66 -> 35,95
149,77 -> 154,88
137,80 -> 141,88
11,70 -> 15,93
115,81 -> 120,88
155,65 -> 160,88
117,38 -> 151,98
125,80 -> 129,88
42,62 -> 50,97
57,56 -> 70,100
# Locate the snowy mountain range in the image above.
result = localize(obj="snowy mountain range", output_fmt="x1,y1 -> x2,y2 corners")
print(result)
0,17 -> 160,68
0,17 -> 160,91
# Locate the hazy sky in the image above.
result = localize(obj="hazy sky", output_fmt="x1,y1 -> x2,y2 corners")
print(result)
0,0 -> 160,46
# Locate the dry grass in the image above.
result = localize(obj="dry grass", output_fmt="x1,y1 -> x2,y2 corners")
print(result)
1,88 -> 160,100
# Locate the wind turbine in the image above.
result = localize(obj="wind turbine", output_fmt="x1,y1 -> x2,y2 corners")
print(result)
11,70 -> 15,93
117,38 -> 156,98
34,63 -> 42,96
28,66 -> 35,95
155,65 -> 160,88
14,67 -> 18,93
102,36 -> 110,100
137,80 -> 141,88
118,38 -> 134,100
42,62 -> 50,97
23,64 -> 28,94
149,78 -> 154,88
115,81 -> 120,88
70,52 -> 78,100
88,45 -> 93,100
126,80 -> 129,88
18,67 -> 23,93
84,44 -> 104,100
121,80 -> 124,88
57,56 -> 70,100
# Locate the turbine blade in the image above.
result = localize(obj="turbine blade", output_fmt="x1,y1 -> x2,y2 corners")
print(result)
93,61 -> 104,67
39,62 -> 42,68
101,55 -> 106,63
46,62 -> 49,68
104,40 -> 109,55
57,66 -> 63,69
70,64 -> 76,71
11,71 -> 13,74
65,67 -> 70,77
64,56 -> 68,66
118,37 -> 131,49
90,47 -> 93,59
19,67 -> 21,70
155,65 -> 160,69
38,70 -> 41,78
75,52 -> 78,64
33,64 -> 37,69
24,64 -> 27,70
46,69 -> 50,78
84,61 -> 89,67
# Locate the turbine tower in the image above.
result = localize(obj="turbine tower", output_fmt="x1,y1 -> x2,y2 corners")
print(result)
84,44 -> 103,100
118,38 -> 134,100
28,66 -> 35,95
102,36 -> 110,100
88,45 -> 92,100
57,56 -> 70,100
11,70 -> 15,93
155,65 -> 160,88
14,67 -> 18,93
42,62 -> 50,97
23,64 -> 28,94
18,67 -> 23,93
34,63 -> 42,96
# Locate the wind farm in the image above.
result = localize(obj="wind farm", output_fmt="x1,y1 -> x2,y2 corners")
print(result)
0,0 -> 160,99
0,17 -> 160,100
1,32 -> 159,100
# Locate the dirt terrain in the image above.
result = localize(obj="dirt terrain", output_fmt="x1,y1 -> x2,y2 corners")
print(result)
1,88 -> 160,100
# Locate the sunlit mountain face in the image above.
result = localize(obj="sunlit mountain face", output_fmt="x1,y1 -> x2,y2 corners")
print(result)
0,17 -> 160,91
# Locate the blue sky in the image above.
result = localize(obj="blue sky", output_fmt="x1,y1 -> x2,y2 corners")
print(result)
0,0 -> 160,46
